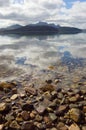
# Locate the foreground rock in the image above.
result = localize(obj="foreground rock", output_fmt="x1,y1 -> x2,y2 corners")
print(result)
0,79 -> 85,130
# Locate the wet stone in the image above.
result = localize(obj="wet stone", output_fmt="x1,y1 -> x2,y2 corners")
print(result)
67,108 -> 81,123
22,103 -> 34,111
10,94 -> 18,100
21,111 -> 30,121
0,103 -> 10,113
21,121 -> 37,130
35,104 -> 46,115
49,113 -> 57,121
69,96 -> 79,103
35,115 -> 43,122
56,105 -> 68,115
0,124 -> 4,130
82,126 -> 86,130
83,106 -> 86,113
41,84 -> 55,92
9,120 -> 20,129
25,87 -> 37,96
69,123 -> 80,130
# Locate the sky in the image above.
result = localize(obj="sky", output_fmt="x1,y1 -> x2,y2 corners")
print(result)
0,0 -> 86,28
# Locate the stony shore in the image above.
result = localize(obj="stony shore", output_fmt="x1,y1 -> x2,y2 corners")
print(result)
0,73 -> 86,130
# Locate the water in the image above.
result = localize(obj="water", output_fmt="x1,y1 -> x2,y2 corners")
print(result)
0,33 -> 86,81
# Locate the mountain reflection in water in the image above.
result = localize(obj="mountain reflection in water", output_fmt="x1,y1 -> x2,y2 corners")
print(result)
0,33 -> 86,80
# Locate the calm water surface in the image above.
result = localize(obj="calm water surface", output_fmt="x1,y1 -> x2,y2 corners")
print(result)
0,33 -> 86,81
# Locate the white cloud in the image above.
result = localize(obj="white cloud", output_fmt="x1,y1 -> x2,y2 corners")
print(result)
0,0 -> 85,28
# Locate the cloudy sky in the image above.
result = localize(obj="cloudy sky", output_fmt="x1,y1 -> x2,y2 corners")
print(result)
0,0 -> 86,28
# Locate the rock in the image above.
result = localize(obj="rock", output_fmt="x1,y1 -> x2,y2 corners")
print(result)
49,113 -> 57,121
25,87 -> 37,96
21,111 -> 30,121
56,105 -> 68,115
0,124 -> 4,130
0,82 -> 14,91
82,126 -> 86,130
83,106 -> 86,113
69,96 -> 79,103
41,84 -> 55,92
21,121 -> 37,130
10,120 -> 20,129
57,122 -> 68,130
0,103 -> 10,113
69,123 -> 80,130
57,93 -> 64,99
43,91 -> 52,100
35,105 -> 46,115
43,116 -> 52,127
35,115 -> 43,122
46,79 -> 52,84
22,103 -> 34,111
51,128 -> 57,130
5,114 -> 14,121
10,94 -> 18,100
67,108 -> 81,122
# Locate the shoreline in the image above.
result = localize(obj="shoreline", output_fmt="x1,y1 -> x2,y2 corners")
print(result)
0,69 -> 86,130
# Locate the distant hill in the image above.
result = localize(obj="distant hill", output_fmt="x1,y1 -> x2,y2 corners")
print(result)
82,29 -> 86,33
0,22 -> 82,35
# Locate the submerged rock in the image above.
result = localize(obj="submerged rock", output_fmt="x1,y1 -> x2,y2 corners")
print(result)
67,108 -> 81,123
69,123 -> 80,130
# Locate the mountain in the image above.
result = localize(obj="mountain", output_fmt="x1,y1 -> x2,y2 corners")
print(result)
82,29 -> 86,33
5,24 -> 23,30
0,22 -> 82,35
58,26 -> 82,34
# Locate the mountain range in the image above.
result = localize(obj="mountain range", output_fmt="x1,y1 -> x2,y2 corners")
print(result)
0,22 -> 82,35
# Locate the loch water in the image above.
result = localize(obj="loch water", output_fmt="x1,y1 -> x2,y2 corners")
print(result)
0,33 -> 86,83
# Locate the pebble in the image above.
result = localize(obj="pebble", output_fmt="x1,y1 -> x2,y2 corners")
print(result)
10,94 -> 18,100
0,102 -> 9,112
35,104 -> 46,115
69,123 -> 80,130
67,108 -> 81,122
21,122 -> 37,130
10,120 -> 20,129
0,124 -> 4,130
56,105 -> 68,115
49,113 -> 57,121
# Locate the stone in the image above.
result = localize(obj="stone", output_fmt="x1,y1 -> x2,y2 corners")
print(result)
21,111 -> 30,120
0,82 -> 14,90
51,128 -> 57,130
41,84 -> 55,92
49,113 -> 57,121
25,87 -> 37,96
10,94 -> 18,100
43,91 -> 52,100
69,123 -> 80,130
56,105 -> 68,115
46,79 -> 52,84
67,108 -> 81,122
0,103 -> 10,113
10,120 -> 20,129
5,114 -> 14,121
21,121 -> 37,130
35,105 -> 46,115
82,126 -> 86,130
69,96 -> 78,102
83,106 -> 86,113
22,103 -> 34,111
0,124 -> 4,130
35,115 -> 43,122
57,122 -> 68,130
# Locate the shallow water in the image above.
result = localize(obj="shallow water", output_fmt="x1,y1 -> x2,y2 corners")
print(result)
0,33 -> 86,82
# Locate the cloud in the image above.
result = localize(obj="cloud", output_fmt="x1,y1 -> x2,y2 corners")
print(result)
0,0 -> 85,28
